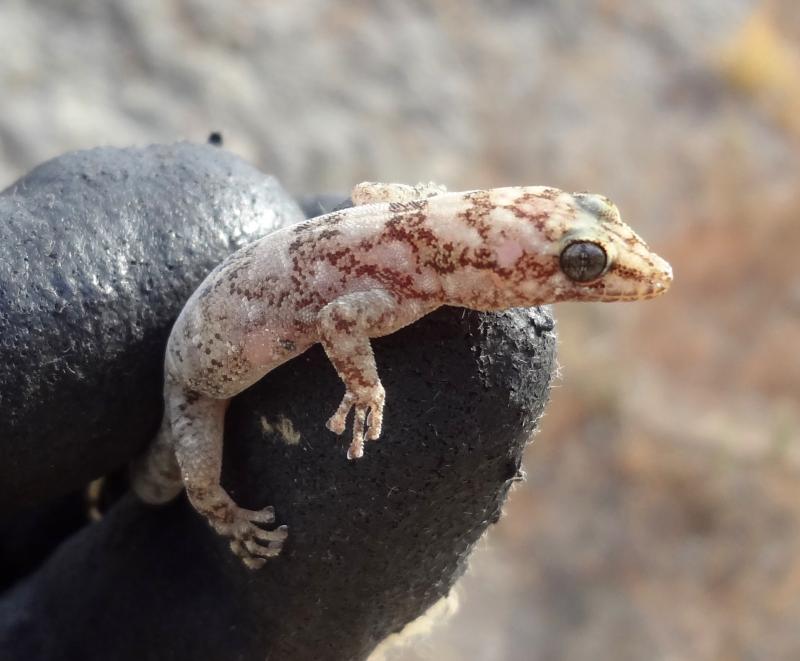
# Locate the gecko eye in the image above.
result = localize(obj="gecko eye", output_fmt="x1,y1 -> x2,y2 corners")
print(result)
560,241 -> 607,282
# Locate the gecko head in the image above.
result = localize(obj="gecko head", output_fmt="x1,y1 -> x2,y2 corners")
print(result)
551,193 -> 673,302
491,188 -> 673,305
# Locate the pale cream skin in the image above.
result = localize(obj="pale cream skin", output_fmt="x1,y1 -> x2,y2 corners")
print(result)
131,182 -> 673,569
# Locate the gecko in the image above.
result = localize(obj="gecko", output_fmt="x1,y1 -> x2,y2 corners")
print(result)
131,181 -> 673,569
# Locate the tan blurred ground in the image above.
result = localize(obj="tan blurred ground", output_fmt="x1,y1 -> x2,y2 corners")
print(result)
1,1 -> 798,659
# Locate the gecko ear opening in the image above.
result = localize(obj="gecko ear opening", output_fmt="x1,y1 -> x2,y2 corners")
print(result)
559,241 -> 608,283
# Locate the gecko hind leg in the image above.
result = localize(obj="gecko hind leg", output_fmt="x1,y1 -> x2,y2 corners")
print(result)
351,181 -> 448,206
168,381 -> 288,569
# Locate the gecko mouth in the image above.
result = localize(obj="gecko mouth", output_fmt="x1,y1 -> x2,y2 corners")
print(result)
629,258 -> 674,301
580,254 -> 673,302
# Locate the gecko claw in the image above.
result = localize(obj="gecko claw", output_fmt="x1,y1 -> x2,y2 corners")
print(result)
193,491 -> 287,569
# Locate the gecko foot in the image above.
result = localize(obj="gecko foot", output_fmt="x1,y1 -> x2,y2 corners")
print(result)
325,385 -> 385,460
193,490 -> 288,569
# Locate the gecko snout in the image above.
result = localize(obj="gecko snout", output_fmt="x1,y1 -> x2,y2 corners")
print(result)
640,253 -> 673,299
654,253 -> 673,286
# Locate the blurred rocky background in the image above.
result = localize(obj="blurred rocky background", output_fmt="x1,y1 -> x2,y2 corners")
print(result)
1,1 -> 798,659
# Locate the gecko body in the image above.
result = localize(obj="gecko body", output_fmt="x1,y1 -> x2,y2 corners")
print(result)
131,182 -> 672,569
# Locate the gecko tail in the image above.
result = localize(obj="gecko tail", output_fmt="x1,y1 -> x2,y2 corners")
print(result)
129,412 -> 184,504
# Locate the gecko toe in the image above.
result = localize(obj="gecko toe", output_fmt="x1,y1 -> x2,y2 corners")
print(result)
366,416 -> 382,441
241,505 -> 275,524
365,389 -> 385,441
229,527 -> 285,568
326,414 -> 347,435
327,391 -> 355,435
230,540 -> 268,569
250,523 -> 289,543
242,538 -> 282,559
347,443 -> 364,460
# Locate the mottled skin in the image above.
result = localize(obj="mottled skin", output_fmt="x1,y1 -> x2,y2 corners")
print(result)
131,182 -> 673,569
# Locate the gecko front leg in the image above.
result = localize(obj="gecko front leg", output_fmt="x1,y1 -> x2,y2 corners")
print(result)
317,290 -> 430,460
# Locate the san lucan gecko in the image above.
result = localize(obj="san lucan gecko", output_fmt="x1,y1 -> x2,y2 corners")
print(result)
131,182 -> 673,569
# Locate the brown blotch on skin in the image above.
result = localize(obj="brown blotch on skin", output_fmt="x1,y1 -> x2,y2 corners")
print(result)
333,317 -> 358,333
428,255 -> 457,275
353,263 -> 379,280
323,248 -> 359,274
507,195 -> 560,241
274,289 -> 294,308
230,276 -> 279,302
512,254 -> 560,282
536,187 -> 560,201
601,221 -> 644,247
335,359 -> 376,390
459,190 -> 493,239
368,268 -> 433,301
292,319 -> 316,335
609,263 -> 646,282
471,246 -> 498,268
318,228 -> 342,241
317,211 -> 346,227
383,218 -> 439,252
294,290 -> 327,310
